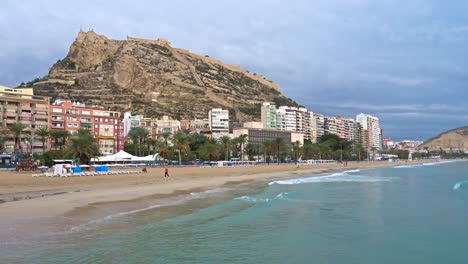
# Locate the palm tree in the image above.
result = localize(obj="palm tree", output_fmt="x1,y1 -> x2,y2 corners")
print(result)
272,138 -> 285,164
64,129 -> 100,165
49,130 -> 70,150
219,135 -> 231,161
236,134 -> 248,161
127,127 -> 149,156
159,131 -> 172,147
0,127 -> 7,153
354,143 -> 365,161
246,143 -> 260,161
261,140 -> 274,164
8,122 -> 27,159
36,127 -> 50,154
146,138 -> 158,153
291,141 -> 302,163
174,131 -> 190,165
199,142 -> 220,162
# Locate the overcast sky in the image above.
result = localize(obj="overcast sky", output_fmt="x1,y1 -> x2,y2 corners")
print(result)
1,0 -> 467,140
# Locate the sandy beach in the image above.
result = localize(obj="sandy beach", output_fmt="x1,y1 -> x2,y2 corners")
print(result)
0,161 -> 422,221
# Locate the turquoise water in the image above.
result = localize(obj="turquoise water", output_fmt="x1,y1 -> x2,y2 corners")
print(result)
2,161 -> 468,263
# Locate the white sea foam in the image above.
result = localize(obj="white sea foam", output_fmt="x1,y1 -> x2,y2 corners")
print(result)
190,188 -> 227,196
343,169 -> 361,173
235,192 -> 289,203
394,164 -> 424,169
69,203 -> 163,233
453,181 -> 468,191
269,171 -> 390,185
395,160 -> 462,169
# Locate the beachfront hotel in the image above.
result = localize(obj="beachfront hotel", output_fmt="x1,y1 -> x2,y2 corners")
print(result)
49,100 -> 124,154
0,85 -> 50,155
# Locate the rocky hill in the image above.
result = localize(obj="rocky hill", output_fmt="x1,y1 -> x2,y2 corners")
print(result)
24,31 -> 300,121
419,126 -> 468,151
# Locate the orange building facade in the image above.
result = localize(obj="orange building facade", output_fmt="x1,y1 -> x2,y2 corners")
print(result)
49,101 -> 124,154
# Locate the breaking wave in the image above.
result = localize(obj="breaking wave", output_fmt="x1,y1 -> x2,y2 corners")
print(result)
235,192 -> 289,203
453,181 -> 468,191
395,160 -> 462,169
269,171 -> 390,185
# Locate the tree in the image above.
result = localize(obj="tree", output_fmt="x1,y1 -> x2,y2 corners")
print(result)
261,140 -> 274,163
8,122 -> 27,158
187,132 -> 208,152
238,134 -> 248,161
0,129 -> 7,153
272,138 -> 286,164
354,143 -> 366,161
291,141 -> 302,162
127,127 -> 149,156
198,142 -> 221,161
219,135 -> 232,161
146,138 -> 158,153
64,129 -> 100,165
158,131 -> 172,147
246,143 -> 261,161
36,127 -> 50,154
49,130 -> 70,150
174,131 -> 190,165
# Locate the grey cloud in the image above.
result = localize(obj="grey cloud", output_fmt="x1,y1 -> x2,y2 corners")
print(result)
1,0 -> 467,140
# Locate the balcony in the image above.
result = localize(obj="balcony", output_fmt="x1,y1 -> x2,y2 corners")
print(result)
5,111 -> 17,117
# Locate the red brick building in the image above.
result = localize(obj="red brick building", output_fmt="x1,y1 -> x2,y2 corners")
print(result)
49,100 -> 124,154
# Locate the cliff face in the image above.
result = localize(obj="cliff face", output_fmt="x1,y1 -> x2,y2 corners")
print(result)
28,31 -> 299,121
419,126 -> 468,151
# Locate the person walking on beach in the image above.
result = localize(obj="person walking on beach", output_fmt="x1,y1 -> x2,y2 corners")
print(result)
164,167 -> 169,177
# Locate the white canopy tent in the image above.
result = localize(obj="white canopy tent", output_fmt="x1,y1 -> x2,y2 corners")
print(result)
91,150 -> 161,163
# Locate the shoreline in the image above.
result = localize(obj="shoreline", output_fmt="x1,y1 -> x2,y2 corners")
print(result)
0,161 -> 422,221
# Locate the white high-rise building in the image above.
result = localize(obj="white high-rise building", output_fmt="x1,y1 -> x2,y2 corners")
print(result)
122,112 -> 142,137
209,108 -> 229,139
276,106 -> 315,142
356,113 -> 382,150
313,113 -> 325,140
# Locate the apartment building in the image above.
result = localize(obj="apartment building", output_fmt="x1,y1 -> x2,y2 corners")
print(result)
261,102 -> 278,129
276,106 -> 315,142
122,112 -> 143,137
209,108 -> 229,139
356,113 -> 382,151
49,100 -> 124,154
0,86 -> 49,155
313,113 -> 325,140
138,116 -> 181,139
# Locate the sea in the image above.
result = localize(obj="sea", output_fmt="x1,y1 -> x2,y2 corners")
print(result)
1,160 -> 468,264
